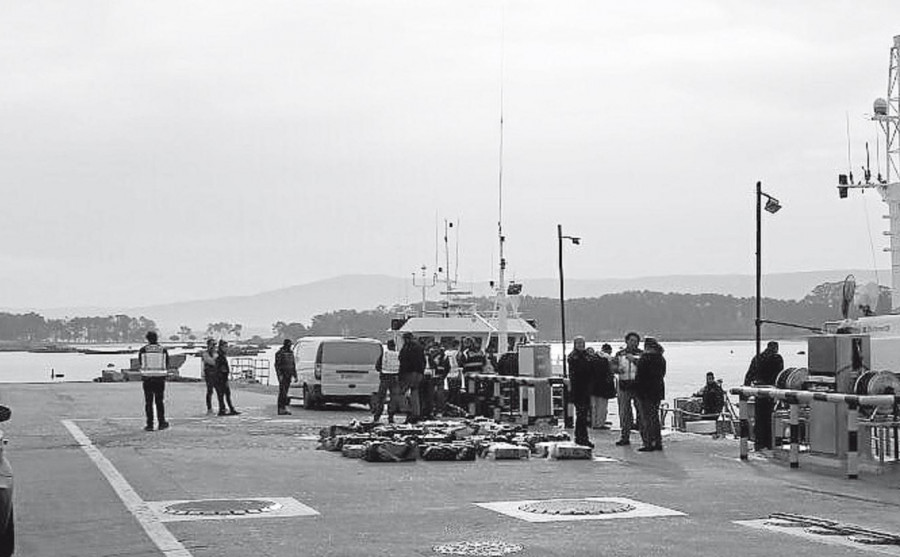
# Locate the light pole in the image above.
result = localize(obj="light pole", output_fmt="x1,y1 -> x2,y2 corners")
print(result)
756,181 -> 782,361
557,224 -> 580,428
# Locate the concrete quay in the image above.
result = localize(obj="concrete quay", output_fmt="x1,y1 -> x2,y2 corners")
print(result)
6,381 -> 900,557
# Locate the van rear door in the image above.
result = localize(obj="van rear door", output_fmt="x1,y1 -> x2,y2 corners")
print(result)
319,341 -> 381,396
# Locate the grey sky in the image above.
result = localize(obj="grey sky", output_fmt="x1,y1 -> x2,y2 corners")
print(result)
1,1 -> 898,308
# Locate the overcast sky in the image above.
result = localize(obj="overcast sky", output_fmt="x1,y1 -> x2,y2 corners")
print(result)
1,1 -> 898,309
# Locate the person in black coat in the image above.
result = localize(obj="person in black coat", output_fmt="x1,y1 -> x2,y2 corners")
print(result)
567,336 -> 595,448
398,332 -> 426,423
744,341 -> 784,450
590,345 -> 616,429
634,337 -> 666,452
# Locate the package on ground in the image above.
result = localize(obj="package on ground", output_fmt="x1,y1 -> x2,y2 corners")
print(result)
685,420 -> 718,435
363,440 -> 419,463
485,442 -> 530,460
341,444 -> 367,459
319,424 -> 360,440
549,442 -> 593,460
421,443 -> 477,461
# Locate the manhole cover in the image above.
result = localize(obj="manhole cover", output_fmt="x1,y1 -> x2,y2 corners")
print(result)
433,541 -> 524,556
518,499 -> 634,515
164,499 -> 280,516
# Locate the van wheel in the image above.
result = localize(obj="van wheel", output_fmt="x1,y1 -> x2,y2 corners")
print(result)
302,385 -> 317,410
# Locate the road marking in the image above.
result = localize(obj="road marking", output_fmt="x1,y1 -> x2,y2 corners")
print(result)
476,497 -> 685,523
61,420 -> 193,557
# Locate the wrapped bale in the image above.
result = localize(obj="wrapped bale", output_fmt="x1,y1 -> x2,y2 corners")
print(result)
485,442 -> 530,460
549,442 -> 593,460
341,444 -> 367,459
363,440 -> 419,463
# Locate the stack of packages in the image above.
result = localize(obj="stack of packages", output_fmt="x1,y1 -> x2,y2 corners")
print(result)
316,417 -> 592,462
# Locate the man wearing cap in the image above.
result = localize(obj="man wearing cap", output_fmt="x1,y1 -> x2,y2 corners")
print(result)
274,338 -> 298,415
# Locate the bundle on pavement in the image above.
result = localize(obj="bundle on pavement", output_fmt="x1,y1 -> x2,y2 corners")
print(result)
363,439 -> 419,463
318,417 -> 574,463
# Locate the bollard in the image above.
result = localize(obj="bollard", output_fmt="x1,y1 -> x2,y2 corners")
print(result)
789,403 -> 800,469
847,399 -> 859,479
466,374 -> 477,417
739,394 -> 749,460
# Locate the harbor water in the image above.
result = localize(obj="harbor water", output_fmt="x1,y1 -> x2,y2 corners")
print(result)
0,339 -> 808,402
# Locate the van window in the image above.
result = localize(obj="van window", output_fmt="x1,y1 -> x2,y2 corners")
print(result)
320,342 -> 381,365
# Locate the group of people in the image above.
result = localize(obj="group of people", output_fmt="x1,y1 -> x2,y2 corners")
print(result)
138,331 -> 243,432
372,333 -> 487,424
568,332 -> 667,452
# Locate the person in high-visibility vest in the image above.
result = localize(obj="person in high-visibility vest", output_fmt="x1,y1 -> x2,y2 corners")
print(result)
138,331 -> 169,431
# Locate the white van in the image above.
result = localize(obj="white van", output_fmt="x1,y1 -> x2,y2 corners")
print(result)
291,336 -> 382,409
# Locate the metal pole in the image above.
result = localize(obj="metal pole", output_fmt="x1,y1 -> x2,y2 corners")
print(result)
558,224 -> 570,428
739,394 -> 749,460
756,181 -> 762,362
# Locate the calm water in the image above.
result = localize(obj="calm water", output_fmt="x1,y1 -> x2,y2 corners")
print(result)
0,339 -> 808,402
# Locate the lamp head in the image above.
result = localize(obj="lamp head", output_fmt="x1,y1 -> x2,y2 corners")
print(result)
764,198 -> 782,214
571,237 -> 581,245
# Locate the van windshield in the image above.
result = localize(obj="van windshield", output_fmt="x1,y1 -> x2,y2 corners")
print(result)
320,342 -> 381,365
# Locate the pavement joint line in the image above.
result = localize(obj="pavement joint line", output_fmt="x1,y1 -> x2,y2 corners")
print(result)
735,519 -> 900,555
61,420 -> 193,557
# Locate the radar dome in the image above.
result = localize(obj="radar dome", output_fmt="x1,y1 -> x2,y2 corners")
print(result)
874,97 -> 889,116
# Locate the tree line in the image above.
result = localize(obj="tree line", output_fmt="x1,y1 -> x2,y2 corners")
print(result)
271,281 -> 891,343
0,313 -> 158,343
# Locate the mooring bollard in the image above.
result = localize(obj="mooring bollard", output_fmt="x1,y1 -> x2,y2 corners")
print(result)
789,402 -> 800,469
739,394 -> 749,460
847,399 -> 859,479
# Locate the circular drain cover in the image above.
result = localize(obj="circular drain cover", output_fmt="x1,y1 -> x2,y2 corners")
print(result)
164,499 -> 280,516
433,541 -> 524,556
518,499 -> 634,515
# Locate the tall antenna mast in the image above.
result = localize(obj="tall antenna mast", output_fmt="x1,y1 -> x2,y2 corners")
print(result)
496,4 -> 509,354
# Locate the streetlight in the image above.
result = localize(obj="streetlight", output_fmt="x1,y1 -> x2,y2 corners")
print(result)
558,224 -> 580,428
756,181 -> 782,362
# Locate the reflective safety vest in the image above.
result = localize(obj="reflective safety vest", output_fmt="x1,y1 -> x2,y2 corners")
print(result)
140,344 -> 168,378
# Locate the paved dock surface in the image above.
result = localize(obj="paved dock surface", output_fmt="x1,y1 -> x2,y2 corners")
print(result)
5,381 -> 900,556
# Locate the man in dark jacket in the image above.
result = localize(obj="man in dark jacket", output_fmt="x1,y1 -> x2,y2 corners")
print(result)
744,341 -> 784,450
274,339 -> 297,415
694,371 -> 726,417
566,336 -> 595,448
634,337 -> 666,452
398,332 -> 426,424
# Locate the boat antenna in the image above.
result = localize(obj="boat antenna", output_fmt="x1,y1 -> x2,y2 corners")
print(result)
496,3 -> 510,354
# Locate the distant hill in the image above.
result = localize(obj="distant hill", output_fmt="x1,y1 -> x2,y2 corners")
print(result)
20,269 -> 887,335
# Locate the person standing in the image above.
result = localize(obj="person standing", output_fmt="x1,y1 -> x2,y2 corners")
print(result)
744,340 -> 784,450
566,336 -> 595,448
613,332 -> 643,446
138,331 -> 169,431
201,339 -> 218,415
694,371 -> 726,417
274,339 -> 297,415
372,339 -> 402,423
398,332 -> 425,424
215,340 -> 240,416
634,337 -> 667,452
590,344 -> 616,430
